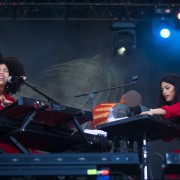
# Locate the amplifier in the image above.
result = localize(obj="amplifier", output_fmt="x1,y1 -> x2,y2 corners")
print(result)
162,153 -> 180,174
0,153 -> 140,176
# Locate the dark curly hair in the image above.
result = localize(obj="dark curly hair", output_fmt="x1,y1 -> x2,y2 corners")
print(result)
0,56 -> 26,94
158,73 -> 180,107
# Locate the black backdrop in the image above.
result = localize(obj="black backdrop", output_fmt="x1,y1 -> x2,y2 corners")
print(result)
0,20 -> 180,178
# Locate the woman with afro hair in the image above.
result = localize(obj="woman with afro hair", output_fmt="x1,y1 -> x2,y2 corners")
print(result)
0,55 -> 28,153
0,56 -> 25,110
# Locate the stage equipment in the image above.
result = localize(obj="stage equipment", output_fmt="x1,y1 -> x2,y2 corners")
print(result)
97,114 -> 180,180
75,76 -> 138,112
178,11 -> 180,20
0,152 -> 140,178
0,1 -> 179,21
0,96 -> 92,128
92,89 -> 144,128
152,17 -> 175,39
111,22 -> 137,56
162,153 -> 180,177
0,97 -> 112,153
92,103 -> 131,129
154,7 -> 172,15
8,76 -> 27,83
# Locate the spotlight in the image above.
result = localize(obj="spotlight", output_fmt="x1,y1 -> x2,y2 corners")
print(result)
160,28 -> 170,38
117,47 -> 126,55
111,22 -> 136,56
177,12 -> 180,20
152,17 -> 175,39
112,30 -> 136,56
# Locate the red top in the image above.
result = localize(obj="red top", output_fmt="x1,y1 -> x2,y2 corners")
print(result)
161,102 -> 180,120
161,103 -> 180,178
161,102 -> 180,142
0,93 -> 15,110
0,94 -> 17,153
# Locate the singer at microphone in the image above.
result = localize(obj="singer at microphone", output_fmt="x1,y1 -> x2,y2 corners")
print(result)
8,76 -> 27,83
0,56 -> 26,108
0,55 -> 27,153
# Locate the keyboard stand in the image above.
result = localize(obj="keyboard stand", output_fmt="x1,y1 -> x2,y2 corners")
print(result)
72,117 -> 93,145
0,97 -> 95,153
8,135 -> 29,154
142,132 -> 148,180
19,104 -> 49,132
97,114 -> 180,180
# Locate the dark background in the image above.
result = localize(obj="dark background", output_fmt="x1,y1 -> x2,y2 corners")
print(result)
0,21 -> 180,108
0,18 -> 180,179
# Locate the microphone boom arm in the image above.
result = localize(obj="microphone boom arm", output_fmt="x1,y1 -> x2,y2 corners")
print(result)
23,81 -> 61,106
75,81 -> 136,98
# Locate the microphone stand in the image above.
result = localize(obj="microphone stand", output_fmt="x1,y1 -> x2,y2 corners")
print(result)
17,80 -> 65,131
8,80 -> 64,153
74,76 -> 138,128
23,81 -> 64,110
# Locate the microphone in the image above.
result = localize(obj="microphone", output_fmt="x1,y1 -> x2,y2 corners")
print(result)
7,76 -> 27,83
131,76 -> 138,85
131,76 -> 138,81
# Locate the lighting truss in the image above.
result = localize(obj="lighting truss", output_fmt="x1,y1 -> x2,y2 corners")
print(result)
0,0 -> 180,21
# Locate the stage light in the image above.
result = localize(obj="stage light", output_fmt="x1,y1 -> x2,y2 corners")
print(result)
177,12 -> 180,20
112,30 -> 136,56
111,22 -> 136,56
117,47 -> 126,55
152,17 -> 175,39
154,7 -> 172,14
160,28 -> 170,38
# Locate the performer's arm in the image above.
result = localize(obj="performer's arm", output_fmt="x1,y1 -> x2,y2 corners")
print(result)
141,108 -> 166,116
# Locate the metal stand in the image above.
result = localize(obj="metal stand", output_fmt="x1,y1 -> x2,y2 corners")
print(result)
88,92 -> 94,112
75,76 -> 138,129
74,76 -> 138,98
23,81 -> 60,105
142,132 -> 149,180
96,114 -> 180,180
8,135 -> 29,154
19,104 -> 49,131
6,103 -> 50,153
73,118 -> 93,145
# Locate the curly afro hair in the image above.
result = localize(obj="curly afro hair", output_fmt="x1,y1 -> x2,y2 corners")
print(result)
0,56 -> 26,94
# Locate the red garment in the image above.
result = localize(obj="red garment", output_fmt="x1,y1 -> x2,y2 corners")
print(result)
161,102 -> 180,141
161,103 -> 180,179
0,140 -> 21,153
0,94 -> 18,153
0,93 -> 15,110
0,94 -> 39,153
0,94 -> 40,154
161,102 -> 180,120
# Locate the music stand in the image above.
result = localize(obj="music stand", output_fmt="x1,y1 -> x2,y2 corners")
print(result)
96,114 -> 180,180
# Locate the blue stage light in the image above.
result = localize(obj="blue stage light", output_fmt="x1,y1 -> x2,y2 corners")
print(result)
152,17 -> 175,39
160,28 -> 171,38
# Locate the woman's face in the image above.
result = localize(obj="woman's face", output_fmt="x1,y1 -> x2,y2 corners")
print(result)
161,81 -> 176,102
0,64 -> 9,88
